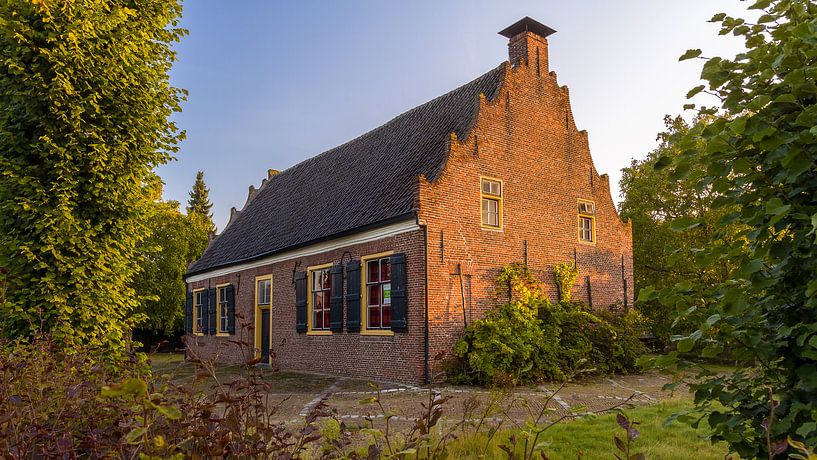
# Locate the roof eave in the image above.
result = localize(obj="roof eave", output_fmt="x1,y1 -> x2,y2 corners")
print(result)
183,210 -> 418,281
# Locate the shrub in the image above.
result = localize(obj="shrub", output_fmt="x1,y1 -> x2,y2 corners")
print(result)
594,308 -> 648,374
453,301 -> 564,385
542,301 -> 647,376
452,264 -> 647,385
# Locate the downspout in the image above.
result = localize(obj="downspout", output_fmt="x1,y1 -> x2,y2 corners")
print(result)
423,223 -> 430,385
418,211 -> 430,385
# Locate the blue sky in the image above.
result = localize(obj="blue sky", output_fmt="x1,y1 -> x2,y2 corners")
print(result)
158,0 -> 750,230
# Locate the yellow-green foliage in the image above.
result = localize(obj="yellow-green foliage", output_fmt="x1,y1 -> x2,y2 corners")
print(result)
495,262 -> 547,304
0,0 -> 186,356
552,262 -> 579,302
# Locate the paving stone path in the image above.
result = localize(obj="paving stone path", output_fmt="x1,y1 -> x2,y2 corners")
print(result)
270,371 -> 681,426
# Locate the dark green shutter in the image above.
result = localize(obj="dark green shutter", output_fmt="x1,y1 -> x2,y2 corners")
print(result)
329,264 -> 343,332
185,291 -> 193,334
226,284 -> 236,334
346,260 -> 361,332
208,287 -> 217,335
295,271 -> 307,333
390,253 -> 408,332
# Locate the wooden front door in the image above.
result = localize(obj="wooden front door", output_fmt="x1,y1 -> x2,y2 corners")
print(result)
260,309 -> 271,363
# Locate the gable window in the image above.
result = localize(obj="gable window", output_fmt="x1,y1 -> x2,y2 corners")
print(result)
309,266 -> 332,332
194,289 -> 205,335
481,177 -> 503,229
365,256 -> 392,330
217,285 -> 229,334
578,200 -> 596,243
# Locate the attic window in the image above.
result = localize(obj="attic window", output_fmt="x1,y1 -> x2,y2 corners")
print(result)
578,200 -> 596,243
481,178 -> 503,229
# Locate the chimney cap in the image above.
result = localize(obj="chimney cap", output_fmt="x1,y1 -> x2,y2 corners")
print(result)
498,17 -> 556,39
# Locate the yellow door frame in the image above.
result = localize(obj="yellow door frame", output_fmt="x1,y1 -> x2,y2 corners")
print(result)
254,274 -> 273,363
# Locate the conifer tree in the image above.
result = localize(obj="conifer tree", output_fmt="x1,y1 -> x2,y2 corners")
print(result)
187,171 -> 214,221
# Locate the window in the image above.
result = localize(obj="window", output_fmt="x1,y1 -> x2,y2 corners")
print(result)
194,289 -> 205,335
481,178 -> 503,229
365,257 -> 392,329
578,200 -> 596,243
310,267 -> 331,331
257,278 -> 271,306
217,285 -> 229,334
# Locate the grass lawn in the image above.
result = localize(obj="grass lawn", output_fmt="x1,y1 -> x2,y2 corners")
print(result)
445,399 -> 730,460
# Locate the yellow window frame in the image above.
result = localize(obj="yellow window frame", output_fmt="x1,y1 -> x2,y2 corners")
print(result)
480,176 -> 503,230
254,274 -> 273,360
192,288 -> 205,336
307,262 -> 333,336
578,199 -> 596,244
215,283 -> 231,336
360,250 -> 395,336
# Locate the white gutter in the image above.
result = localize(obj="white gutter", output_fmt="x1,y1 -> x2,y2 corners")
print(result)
185,219 -> 420,283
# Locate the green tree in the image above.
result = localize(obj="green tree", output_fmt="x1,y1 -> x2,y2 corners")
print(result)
642,1 -> 817,456
0,1 -> 186,355
187,170 -> 214,224
619,115 -> 742,343
132,178 -> 210,334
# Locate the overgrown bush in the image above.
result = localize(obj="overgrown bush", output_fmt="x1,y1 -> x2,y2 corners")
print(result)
0,332 -> 334,458
452,264 -> 647,386
453,301 -> 564,384
544,301 -> 647,376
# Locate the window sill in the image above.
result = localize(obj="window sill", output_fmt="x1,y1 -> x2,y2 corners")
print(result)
193,333 -> 205,337
480,225 -> 504,232
578,240 -> 597,246
216,332 -> 230,337
307,330 -> 332,336
360,329 -> 395,336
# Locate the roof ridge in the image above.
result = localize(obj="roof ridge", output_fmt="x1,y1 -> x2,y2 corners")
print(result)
266,63 -> 506,180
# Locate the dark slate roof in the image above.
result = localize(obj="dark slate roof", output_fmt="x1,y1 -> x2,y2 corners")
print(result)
186,64 -> 506,276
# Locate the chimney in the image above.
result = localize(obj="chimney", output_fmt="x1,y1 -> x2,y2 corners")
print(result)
498,17 -> 556,74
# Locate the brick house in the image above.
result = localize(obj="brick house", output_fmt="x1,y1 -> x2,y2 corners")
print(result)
183,17 -> 634,384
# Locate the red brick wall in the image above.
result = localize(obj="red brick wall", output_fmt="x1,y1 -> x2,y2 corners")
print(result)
187,228 -> 428,384
417,55 -> 634,375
